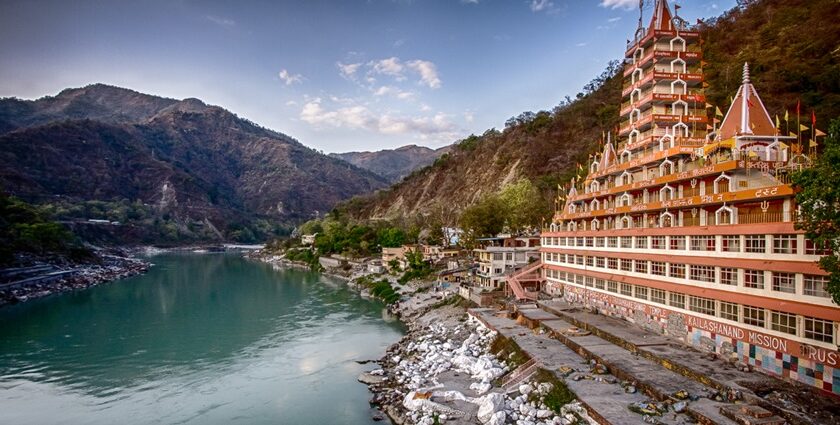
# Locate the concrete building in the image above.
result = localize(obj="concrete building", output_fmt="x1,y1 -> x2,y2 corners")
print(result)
473,236 -> 540,290
532,0 -> 839,398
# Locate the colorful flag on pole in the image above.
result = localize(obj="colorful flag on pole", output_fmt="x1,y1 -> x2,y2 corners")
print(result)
796,100 -> 801,115
715,106 -> 723,117
775,115 -> 780,128
799,124 -> 809,131
784,110 -> 789,122
815,128 -> 826,137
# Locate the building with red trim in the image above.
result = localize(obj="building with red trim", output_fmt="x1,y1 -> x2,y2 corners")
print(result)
537,0 -> 839,397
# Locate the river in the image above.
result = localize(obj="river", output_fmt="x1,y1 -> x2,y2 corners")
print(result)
0,253 -> 405,425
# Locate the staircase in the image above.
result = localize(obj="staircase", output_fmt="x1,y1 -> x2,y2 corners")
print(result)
506,260 -> 543,301
499,358 -> 540,393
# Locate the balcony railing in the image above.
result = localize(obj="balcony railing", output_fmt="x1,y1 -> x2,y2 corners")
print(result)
548,211 -> 799,234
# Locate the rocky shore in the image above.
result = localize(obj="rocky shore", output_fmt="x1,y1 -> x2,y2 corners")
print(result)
359,295 -> 596,425
0,250 -> 150,307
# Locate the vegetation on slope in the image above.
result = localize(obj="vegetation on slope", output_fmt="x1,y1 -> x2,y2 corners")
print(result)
0,192 -> 93,266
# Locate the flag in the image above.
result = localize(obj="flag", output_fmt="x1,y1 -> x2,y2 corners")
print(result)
816,128 -> 826,137
796,100 -> 801,115
715,106 -> 723,117
700,60 -> 709,67
800,123 -> 809,131
810,140 -> 818,148
702,81 -> 710,88
705,103 -> 714,109
784,109 -> 789,122
674,4 -> 681,10
747,98 -> 755,108
812,110 -> 817,129
775,115 -> 780,128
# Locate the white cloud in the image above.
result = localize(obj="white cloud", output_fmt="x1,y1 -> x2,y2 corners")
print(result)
285,100 -> 297,106
299,98 -> 457,141
599,0 -> 637,9
278,69 -> 303,85
373,86 -> 415,100
530,0 -> 553,12
337,62 -> 362,79
370,57 -> 405,79
464,111 -> 475,123
393,39 -> 406,48
461,0 -> 480,4
205,15 -> 235,28
576,42 -> 588,47
406,60 -> 442,89
608,16 -> 622,22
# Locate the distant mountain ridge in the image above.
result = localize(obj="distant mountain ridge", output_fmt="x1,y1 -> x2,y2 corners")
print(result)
0,84 -> 388,243
330,144 -> 451,183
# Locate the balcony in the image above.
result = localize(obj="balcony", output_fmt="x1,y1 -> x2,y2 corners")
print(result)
547,210 -> 798,235
619,113 -> 708,136
624,49 -> 703,76
625,29 -> 701,57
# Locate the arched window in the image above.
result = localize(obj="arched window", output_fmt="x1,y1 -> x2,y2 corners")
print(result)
670,58 -> 686,73
630,88 -> 642,104
620,149 -> 632,164
633,47 -> 644,64
632,68 -> 643,85
619,192 -> 632,207
591,218 -> 600,231
620,216 -> 633,229
671,79 -> 687,95
658,134 -> 674,151
713,173 -> 732,194
619,171 -> 632,186
659,184 -> 675,201
673,122 -> 689,138
715,204 -> 735,225
590,179 -> 600,192
629,129 -> 640,146
629,108 -> 641,124
670,36 -> 686,52
659,159 -> 674,176
672,100 -> 688,116
590,198 -> 601,211
659,211 -> 675,227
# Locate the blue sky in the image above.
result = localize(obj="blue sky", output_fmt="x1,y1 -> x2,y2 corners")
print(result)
0,0 -> 734,153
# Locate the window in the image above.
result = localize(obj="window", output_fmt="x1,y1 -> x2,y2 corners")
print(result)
608,237 -> 618,248
722,235 -> 741,252
720,302 -> 739,321
669,236 -> 686,250
651,288 -> 666,304
689,265 -> 716,283
745,235 -> 766,253
689,295 -> 716,316
506,253 -> 513,261
607,281 -> 618,293
575,255 -> 585,265
651,236 -> 666,250
651,261 -> 666,276
621,259 -> 633,272
585,237 -> 594,247
669,263 -> 686,279
621,237 -> 633,249
804,317 -> 834,343
595,257 -> 605,268
690,236 -> 715,251
635,260 -> 648,274
772,272 -> 796,294
770,311 -> 797,335
743,305 -> 765,327
576,274 -> 585,285
744,270 -> 765,289
595,237 -> 605,247
773,235 -> 797,254
585,276 -> 594,287
493,253 -> 503,261
805,239 -> 831,255
804,275 -> 830,298
558,237 -> 566,246
608,258 -> 618,269
594,278 -> 606,290
635,237 -> 648,249
720,268 -> 737,286
620,283 -> 633,296
586,256 -> 594,267
576,237 -> 585,247
635,286 -> 648,300
669,293 -> 685,309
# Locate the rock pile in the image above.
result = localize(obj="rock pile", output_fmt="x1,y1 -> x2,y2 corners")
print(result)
367,315 -> 595,425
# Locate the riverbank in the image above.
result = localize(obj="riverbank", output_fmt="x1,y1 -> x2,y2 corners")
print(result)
250,249 -> 594,425
0,248 -> 150,307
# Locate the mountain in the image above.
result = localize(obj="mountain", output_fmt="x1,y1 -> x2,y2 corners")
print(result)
0,84 -> 388,243
338,0 -> 840,222
330,144 -> 452,183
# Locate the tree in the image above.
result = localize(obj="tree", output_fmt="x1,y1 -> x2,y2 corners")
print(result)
459,194 -> 506,248
792,118 -> 840,303
498,178 -> 549,234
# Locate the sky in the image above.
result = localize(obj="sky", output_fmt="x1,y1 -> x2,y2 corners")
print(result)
0,0 -> 735,153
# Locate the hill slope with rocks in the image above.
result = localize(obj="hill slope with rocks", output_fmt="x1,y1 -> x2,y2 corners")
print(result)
331,144 -> 451,183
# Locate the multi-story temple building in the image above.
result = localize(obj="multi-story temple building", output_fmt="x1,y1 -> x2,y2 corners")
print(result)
536,0 -> 839,397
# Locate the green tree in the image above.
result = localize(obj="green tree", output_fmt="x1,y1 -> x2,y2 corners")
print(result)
498,178 -> 547,234
792,118 -> 840,303
459,194 -> 506,248
377,227 -> 406,248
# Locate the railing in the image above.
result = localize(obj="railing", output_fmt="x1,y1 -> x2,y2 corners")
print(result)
506,261 -> 543,301
499,358 -> 539,392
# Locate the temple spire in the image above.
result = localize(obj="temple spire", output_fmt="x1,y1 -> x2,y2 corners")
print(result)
717,62 -> 776,139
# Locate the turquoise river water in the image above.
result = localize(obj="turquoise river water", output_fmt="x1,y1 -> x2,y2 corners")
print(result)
0,253 -> 405,425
